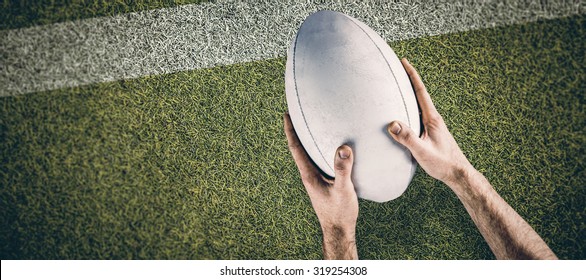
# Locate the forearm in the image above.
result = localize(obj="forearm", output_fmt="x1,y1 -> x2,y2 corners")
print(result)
448,167 -> 557,260
322,225 -> 358,260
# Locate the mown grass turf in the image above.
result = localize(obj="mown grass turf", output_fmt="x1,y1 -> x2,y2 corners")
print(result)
1,15 -> 584,259
0,0 -> 209,30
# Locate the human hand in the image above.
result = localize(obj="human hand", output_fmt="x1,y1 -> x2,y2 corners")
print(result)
387,58 -> 474,189
284,113 -> 358,260
387,60 -> 558,260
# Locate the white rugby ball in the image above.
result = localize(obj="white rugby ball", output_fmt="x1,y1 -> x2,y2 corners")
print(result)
285,10 -> 421,202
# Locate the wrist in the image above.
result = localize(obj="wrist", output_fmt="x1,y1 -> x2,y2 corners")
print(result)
444,164 -> 477,192
321,224 -> 358,260
321,224 -> 356,241
446,165 -> 492,201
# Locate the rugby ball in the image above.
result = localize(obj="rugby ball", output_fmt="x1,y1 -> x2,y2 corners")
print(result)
285,10 -> 421,202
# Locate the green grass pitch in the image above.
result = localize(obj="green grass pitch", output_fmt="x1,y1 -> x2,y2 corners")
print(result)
0,14 -> 584,259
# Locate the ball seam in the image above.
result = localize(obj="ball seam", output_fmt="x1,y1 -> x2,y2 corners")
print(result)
343,14 -> 413,129
342,12 -> 415,178
292,21 -> 335,175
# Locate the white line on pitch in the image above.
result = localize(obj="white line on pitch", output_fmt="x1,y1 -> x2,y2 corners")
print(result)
0,0 -> 582,96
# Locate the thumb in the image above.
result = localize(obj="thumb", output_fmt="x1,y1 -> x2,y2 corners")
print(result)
334,145 -> 353,182
387,121 -> 424,154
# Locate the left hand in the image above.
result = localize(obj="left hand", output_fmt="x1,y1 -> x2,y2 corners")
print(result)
284,113 -> 359,259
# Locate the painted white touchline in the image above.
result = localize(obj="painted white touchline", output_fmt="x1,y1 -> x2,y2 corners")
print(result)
0,0 -> 583,96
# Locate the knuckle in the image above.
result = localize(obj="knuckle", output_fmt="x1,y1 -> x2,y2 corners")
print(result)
426,113 -> 444,127
287,142 -> 301,151
334,163 -> 349,175
300,172 -> 314,185
335,167 -> 349,177
400,129 -> 415,143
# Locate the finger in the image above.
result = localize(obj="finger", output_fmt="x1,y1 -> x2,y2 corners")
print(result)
333,145 -> 354,186
387,120 -> 426,157
401,58 -> 440,120
283,113 -> 320,179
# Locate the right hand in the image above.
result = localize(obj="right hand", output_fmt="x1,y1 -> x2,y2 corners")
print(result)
387,58 -> 473,187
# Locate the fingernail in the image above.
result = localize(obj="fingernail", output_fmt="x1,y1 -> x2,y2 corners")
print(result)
389,122 -> 402,135
338,149 -> 350,159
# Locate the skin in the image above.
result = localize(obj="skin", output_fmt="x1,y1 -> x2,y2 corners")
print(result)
284,114 -> 358,260
284,58 -> 557,260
